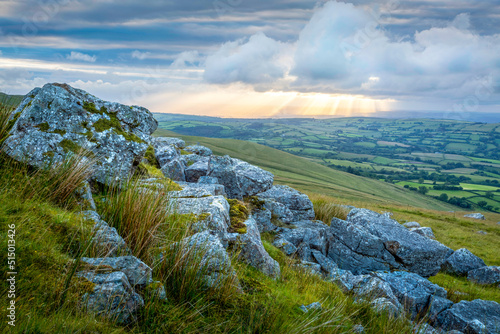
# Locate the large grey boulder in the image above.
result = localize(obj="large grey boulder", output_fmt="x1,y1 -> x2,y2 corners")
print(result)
436,299 -> 500,334
80,256 -> 152,286
327,217 -> 401,274
4,83 -> 157,185
77,271 -> 144,324
257,185 -> 315,221
374,271 -> 449,319
311,249 -> 338,274
441,249 -> 486,276
410,227 -> 436,239
463,213 -> 485,220
153,140 -> 185,181
207,155 -> 273,199
173,195 -> 230,233
352,276 -> 401,311
235,218 -> 280,278
403,221 -> 421,228
347,209 -> 453,277
252,207 -> 276,233
467,266 -> 500,285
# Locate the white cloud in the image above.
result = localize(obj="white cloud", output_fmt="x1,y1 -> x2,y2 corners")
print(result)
131,50 -> 151,60
66,51 -> 97,62
203,32 -> 290,84
201,1 -> 500,101
171,51 -> 199,69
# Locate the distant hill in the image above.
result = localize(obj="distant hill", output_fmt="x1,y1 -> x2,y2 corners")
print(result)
0,92 -> 24,107
154,128 -> 457,211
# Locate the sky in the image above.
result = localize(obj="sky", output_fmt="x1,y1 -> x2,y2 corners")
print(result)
0,0 -> 499,118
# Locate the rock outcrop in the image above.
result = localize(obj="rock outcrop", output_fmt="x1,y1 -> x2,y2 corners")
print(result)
257,185 -> 315,221
4,83 -> 157,185
441,248 -> 486,276
436,299 -> 500,334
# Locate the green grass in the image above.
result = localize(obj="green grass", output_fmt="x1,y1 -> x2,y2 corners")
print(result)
153,129 -> 457,211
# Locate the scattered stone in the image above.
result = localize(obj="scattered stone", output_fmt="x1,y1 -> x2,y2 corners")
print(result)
436,299 -> 500,334
74,181 -> 96,211
273,237 -> 297,255
328,269 -> 356,292
208,155 -> 273,199
154,140 -> 185,181
145,281 -> 167,301
185,158 -> 209,182
352,324 -> 366,333
410,227 -> 436,239
5,83 -> 157,185
476,230 -> 488,235
184,145 -> 212,156
299,302 -> 322,313
92,220 -> 130,257
441,248 -> 486,276
78,271 -> 144,324
155,137 -> 185,149
370,298 -> 400,317
404,221 -> 421,228
467,266 -> 500,285
463,213 -> 485,220
294,261 -> 322,276
257,185 -> 315,221
352,276 -> 401,309
80,256 -> 152,286
235,218 -> 280,278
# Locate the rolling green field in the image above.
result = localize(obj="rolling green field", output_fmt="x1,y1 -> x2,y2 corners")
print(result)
154,129 -> 456,211
155,114 -> 500,212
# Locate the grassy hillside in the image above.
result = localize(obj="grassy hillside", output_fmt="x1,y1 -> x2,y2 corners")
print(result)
0,92 -> 24,108
154,129 -> 457,211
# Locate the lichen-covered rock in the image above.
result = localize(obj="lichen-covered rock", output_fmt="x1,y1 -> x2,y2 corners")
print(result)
410,227 -> 436,239
155,137 -> 185,149
278,220 -> 328,255
74,181 -> 96,210
4,83 -> 157,185
427,296 -> 454,325
294,261 -> 322,275
374,271 -> 448,319
77,271 -> 144,324
352,276 -> 401,310
436,299 -> 500,334
370,298 -> 400,317
235,218 -> 280,278
463,213 -> 485,220
252,207 -> 276,233
184,145 -> 212,156
174,181 -> 226,197
180,231 -> 237,288
207,155 -> 273,199
185,158 -> 209,182
257,185 -> 314,221
80,256 -> 152,286
145,281 -> 167,301
198,176 -> 219,184
299,302 -> 322,313
273,237 -> 297,255
327,269 -> 356,292
92,220 -> 130,257
327,217 -> 401,274
403,221 -> 421,228
311,249 -> 338,274
153,140 -> 185,181
173,195 -> 230,233
261,198 -> 294,224
347,209 -> 453,277
441,248 -> 486,276
467,266 -> 500,285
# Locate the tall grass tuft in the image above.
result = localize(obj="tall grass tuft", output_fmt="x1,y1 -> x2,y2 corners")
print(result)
0,95 -> 17,146
310,194 -> 349,224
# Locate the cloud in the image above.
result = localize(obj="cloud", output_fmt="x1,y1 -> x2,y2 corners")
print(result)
131,50 -> 151,60
203,32 -> 290,84
66,51 -> 97,62
171,51 -> 200,68
202,1 -> 500,102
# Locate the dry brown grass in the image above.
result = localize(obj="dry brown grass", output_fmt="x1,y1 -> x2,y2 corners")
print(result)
310,194 -> 349,224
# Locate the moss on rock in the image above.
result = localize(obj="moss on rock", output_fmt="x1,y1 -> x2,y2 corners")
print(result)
227,199 -> 249,234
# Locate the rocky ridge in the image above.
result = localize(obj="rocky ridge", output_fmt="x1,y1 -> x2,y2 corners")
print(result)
5,83 -> 500,332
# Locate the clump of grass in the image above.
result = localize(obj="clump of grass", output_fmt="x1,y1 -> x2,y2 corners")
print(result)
429,272 -> 500,303
310,194 -> 349,224
0,96 -> 18,146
